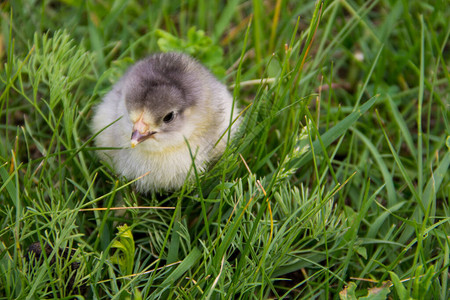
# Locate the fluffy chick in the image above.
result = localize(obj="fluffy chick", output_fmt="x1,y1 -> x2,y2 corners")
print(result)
92,52 -> 238,192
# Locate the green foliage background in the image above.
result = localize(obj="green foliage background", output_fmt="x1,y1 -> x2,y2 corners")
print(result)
0,0 -> 448,299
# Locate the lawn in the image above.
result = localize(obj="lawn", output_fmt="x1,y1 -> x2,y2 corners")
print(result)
0,0 -> 449,299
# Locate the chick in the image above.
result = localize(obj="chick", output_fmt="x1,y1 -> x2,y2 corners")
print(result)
92,53 -> 238,192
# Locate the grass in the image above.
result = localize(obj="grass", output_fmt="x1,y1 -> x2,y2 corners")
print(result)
0,0 -> 449,299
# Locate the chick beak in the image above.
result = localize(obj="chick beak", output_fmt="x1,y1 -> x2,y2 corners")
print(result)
130,118 -> 156,148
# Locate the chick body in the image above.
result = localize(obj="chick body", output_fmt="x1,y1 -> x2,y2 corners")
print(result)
92,53 -> 237,192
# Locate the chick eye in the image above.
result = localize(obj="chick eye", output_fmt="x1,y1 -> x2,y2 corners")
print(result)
163,111 -> 176,123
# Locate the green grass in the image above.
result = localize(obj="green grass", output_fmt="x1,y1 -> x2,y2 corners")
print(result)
0,0 -> 449,299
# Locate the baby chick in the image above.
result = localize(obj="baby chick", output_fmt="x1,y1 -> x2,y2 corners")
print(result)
92,53 -> 238,192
